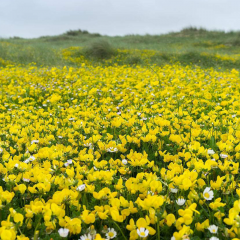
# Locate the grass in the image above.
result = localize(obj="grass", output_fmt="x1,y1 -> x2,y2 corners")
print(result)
0,27 -> 240,69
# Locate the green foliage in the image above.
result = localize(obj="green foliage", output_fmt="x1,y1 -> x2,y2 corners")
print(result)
64,29 -> 101,37
0,41 -> 64,66
65,29 -> 88,36
0,27 -> 240,69
82,40 -> 116,60
124,55 -> 143,65
179,26 -> 209,36
228,37 -> 240,46
10,36 -> 23,39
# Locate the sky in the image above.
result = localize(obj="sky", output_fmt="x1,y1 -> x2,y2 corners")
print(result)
0,0 -> 240,38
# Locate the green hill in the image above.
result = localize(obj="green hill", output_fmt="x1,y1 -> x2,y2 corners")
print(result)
1,27 -> 240,69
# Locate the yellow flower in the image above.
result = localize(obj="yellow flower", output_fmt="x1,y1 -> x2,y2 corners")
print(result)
166,214 -> 176,227
81,210 -> 95,224
14,213 -> 24,225
18,184 -> 27,194
0,229 -> 16,240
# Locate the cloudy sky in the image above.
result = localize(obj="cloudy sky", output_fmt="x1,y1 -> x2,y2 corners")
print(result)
0,0 -> 239,38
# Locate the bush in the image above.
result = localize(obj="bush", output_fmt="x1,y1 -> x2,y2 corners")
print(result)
230,38 -> 240,46
65,30 -> 84,36
83,40 -> 116,59
10,36 -> 22,39
124,55 -> 143,65
180,27 -> 207,34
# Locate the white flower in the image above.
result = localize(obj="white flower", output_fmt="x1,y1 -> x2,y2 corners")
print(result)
147,191 -> 154,195
106,228 -> 117,239
203,187 -> 214,200
208,225 -> 218,234
176,197 -> 186,206
137,228 -> 149,238
209,237 -> 219,240
14,164 -> 19,168
84,143 -> 92,147
69,117 -> 75,121
79,233 -> 92,240
77,184 -> 86,191
171,237 -> 176,240
58,136 -> 63,139
23,178 -> 30,182
122,159 -> 128,165
29,156 -> 36,161
64,159 -> 73,167
220,153 -> 228,158
24,156 -> 35,163
31,140 -> 39,144
58,228 -> 69,237
64,162 -> 69,167
208,149 -> 215,155
0,147 -> 3,153
170,188 -> 178,193
232,114 -> 236,118
107,147 -> 118,153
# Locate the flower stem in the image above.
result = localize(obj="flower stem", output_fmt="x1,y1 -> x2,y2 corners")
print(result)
112,221 -> 127,240
157,218 -> 160,240
33,215 -> 42,240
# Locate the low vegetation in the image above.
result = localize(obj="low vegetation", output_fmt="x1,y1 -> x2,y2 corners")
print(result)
0,28 -> 240,240
0,27 -> 240,69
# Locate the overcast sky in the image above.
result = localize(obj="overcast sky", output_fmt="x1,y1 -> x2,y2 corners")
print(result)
0,0 -> 240,38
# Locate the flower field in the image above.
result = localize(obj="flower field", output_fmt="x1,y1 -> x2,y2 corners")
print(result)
0,63 -> 240,240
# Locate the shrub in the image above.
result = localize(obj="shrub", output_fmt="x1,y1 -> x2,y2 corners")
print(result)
65,30 -> 83,36
230,38 -> 240,46
83,40 -> 116,60
124,55 -> 143,65
180,27 -> 207,34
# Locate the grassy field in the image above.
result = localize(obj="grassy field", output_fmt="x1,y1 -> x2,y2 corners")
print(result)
0,27 -> 240,69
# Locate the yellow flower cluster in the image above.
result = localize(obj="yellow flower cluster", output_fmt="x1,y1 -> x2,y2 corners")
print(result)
0,63 -> 240,240
61,47 -> 156,66
201,52 -> 240,63
0,58 -> 13,67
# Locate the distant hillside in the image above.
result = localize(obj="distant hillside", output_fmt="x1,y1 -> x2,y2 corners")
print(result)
0,27 -> 240,69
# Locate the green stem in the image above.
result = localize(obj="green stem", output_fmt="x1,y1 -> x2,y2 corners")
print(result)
157,218 -> 160,240
112,221 -> 127,240
18,227 -> 23,235
33,215 -> 42,240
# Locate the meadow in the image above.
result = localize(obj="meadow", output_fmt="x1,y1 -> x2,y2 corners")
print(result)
1,27 -> 240,69
0,28 -> 240,240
